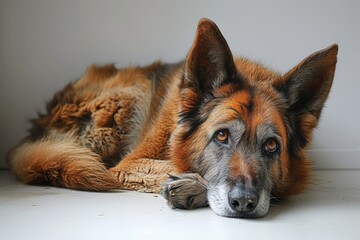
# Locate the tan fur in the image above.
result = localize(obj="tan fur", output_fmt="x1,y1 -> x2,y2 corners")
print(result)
8,132 -> 120,191
7,19 -> 337,218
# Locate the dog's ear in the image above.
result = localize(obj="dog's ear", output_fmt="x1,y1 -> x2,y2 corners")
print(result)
277,44 -> 338,119
184,18 -> 237,93
275,44 -> 338,147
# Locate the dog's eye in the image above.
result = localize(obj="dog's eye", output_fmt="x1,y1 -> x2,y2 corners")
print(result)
215,129 -> 229,144
264,138 -> 279,154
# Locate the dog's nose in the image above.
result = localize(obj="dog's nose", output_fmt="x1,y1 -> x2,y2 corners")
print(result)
228,187 -> 259,212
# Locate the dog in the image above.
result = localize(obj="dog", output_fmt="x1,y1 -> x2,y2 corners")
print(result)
7,18 -> 338,218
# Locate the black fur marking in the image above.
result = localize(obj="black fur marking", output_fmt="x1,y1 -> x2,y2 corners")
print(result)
147,61 -> 184,90
275,79 -> 312,160
29,114 -> 47,141
247,87 -> 255,113
285,112 -> 309,160
178,90 -> 227,141
178,72 -> 245,142
179,100 -> 212,141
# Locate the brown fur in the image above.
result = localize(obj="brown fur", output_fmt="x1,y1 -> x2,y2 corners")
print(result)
7,19 -> 337,218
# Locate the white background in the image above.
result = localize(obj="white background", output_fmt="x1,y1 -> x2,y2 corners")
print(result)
1,0 -> 359,169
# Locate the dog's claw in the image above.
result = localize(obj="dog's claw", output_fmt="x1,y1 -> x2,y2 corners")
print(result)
167,173 -> 180,180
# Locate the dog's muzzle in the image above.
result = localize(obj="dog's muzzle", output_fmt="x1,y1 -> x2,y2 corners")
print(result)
228,184 -> 259,213
207,179 -> 270,218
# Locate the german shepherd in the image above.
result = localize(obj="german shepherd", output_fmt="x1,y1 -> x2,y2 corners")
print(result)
7,19 -> 338,218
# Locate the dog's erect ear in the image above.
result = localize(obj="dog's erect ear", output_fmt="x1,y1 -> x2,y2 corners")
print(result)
276,44 -> 338,120
184,18 -> 237,93
275,44 -> 338,149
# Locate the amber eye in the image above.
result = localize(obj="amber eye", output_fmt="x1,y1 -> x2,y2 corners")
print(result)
215,129 -> 229,144
264,138 -> 279,154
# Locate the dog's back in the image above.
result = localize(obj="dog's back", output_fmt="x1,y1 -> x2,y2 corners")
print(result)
7,62 -> 182,190
6,55 -> 283,191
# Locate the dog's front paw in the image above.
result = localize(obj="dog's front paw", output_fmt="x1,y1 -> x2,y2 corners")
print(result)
160,173 -> 208,209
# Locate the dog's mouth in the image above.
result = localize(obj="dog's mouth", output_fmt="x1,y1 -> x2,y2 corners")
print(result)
207,184 -> 271,218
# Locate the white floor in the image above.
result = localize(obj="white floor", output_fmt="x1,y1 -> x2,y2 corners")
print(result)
1,170 -> 360,240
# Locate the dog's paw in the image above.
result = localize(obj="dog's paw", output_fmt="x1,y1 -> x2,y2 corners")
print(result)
160,173 -> 208,209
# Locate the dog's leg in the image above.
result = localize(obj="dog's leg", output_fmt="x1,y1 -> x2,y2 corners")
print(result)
160,173 -> 208,209
109,158 -> 177,193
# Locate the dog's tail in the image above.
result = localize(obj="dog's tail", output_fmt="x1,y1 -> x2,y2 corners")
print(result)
7,133 -> 121,191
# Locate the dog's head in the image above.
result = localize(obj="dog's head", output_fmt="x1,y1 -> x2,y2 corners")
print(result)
171,19 -> 338,218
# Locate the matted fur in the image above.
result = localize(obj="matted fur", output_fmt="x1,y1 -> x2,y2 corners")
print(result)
7,19 -> 338,218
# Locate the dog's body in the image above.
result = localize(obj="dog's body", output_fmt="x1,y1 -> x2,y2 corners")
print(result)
7,19 -> 338,218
